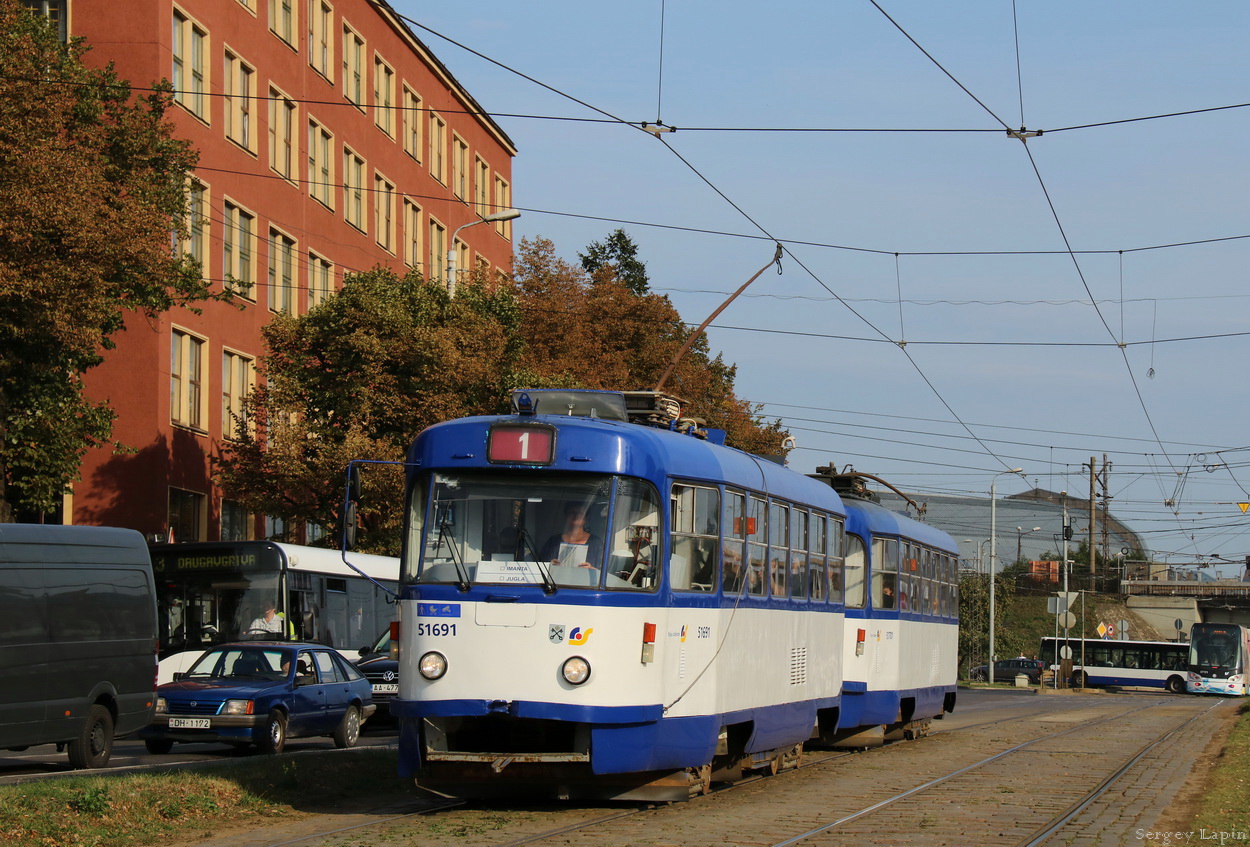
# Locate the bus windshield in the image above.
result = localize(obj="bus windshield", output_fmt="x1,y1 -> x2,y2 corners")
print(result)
151,547 -> 284,657
407,471 -> 661,591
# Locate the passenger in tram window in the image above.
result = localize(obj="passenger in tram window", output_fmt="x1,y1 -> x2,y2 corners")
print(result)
541,502 -> 604,568
880,573 -> 897,609
723,548 -> 745,593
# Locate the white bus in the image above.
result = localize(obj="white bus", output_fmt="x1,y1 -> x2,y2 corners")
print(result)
148,541 -> 397,683
1040,636 -> 1189,693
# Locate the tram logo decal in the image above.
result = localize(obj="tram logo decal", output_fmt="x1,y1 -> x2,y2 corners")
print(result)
680,625 -> 688,643
569,627 -> 593,645
417,603 -> 461,618
549,624 -> 565,643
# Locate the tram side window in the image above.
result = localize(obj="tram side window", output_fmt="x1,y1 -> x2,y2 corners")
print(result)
768,501 -> 789,598
808,514 -> 826,602
828,518 -> 845,603
723,490 -> 747,594
746,496 -> 767,597
789,508 -> 808,600
607,478 -> 662,590
871,537 -> 899,610
671,483 -> 719,592
844,534 -> 866,608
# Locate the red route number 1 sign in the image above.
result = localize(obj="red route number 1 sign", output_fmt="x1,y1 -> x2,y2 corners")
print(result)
487,424 -> 556,465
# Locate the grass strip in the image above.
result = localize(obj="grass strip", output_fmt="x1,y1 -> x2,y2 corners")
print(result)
1190,702 -> 1250,838
0,748 -> 407,847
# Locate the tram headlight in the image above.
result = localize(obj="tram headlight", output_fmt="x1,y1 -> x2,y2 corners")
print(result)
419,651 -> 448,680
562,656 -> 591,685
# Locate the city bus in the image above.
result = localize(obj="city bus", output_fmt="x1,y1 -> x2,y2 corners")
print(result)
148,541 -> 397,683
1040,636 -> 1189,693
1187,623 -> 1249,696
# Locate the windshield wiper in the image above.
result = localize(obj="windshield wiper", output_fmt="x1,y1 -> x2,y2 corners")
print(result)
434,514 -> 470,592
518,528 -> 557,595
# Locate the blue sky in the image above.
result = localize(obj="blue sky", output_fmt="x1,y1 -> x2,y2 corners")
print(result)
392,1 -> 1250,576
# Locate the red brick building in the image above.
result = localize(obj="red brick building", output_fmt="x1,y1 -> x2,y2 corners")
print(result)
38,0 -> 516,540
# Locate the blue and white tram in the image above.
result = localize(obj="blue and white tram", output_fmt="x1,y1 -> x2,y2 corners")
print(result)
830,479 -> 960,744
389,390 -> 956,800
1187,623 -> 1250,696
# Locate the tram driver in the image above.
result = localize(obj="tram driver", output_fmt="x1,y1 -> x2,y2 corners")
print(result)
541,502 -> 604,569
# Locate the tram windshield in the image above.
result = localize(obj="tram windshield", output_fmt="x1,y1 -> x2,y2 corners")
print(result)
1189,624 -> 1244,679
407,472 -> 662,591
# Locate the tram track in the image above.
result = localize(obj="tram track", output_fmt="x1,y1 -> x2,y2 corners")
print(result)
246,693 -> 1231,847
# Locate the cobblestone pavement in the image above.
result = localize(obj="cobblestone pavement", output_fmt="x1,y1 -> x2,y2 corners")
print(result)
186,690 -> 1242,847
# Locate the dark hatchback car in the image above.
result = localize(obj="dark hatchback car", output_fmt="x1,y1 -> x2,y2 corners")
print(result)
354,629 -> 398,721
970,658 -> 1046,684
140,643 -> 375,754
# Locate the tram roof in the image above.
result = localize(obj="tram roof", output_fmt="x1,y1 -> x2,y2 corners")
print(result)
411,413 -> 847,516
842,495 -> 959,552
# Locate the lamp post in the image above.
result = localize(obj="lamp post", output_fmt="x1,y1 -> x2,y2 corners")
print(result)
989,468 -> 1025,670
445,209 -> 521,296
1016,526 -> 1042,564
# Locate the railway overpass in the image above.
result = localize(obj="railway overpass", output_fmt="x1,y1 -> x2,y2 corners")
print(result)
1121,579 -> 1250,635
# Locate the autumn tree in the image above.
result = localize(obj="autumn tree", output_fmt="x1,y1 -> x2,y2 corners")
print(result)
0,1 -> 211,520
579,228 -> 650,295
215,269 -> 521,553
514,237 -> 789,456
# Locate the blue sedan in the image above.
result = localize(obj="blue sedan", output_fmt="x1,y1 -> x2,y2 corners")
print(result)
140,643 -> 375,754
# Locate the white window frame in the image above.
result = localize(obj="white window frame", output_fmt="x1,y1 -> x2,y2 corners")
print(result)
171,327 -> 207,431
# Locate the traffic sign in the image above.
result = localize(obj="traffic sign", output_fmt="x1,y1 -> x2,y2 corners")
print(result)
1107,623 -> 1116,638
1097,622 -> 1107,638
1060,612 -> 1076,629
1060,645 -> 1072,659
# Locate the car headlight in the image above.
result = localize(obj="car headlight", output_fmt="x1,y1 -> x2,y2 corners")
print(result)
155,697 -> 167,714
562,656 -> 591,685
419,651 -> 447,680
222,699 -> 254,715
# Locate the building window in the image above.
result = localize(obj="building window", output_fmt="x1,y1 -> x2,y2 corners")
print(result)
268,228 -> 297,314
402,199 -> 422,271
222,200 -> 256,297
474,156 -> 490,216
342,23 -> 365,107
224,50 -> 256,152
309,0 -> 333,81
221,500 -> 252,541
452,135 -> 469,201
172,9 -> 208,120
171,328 -> 206,430
342,147 -> 365,231
374,172 -> 394,253
307,118 -> 334,209
373,55 -> 394,137
452,238 -> 469,281
23,0 -> 67,41
309,252 -> 333,308
268,86 -> 298,182
221,350 -> 255,441
429,112 -> 446,184
493,176 -> 513,238
169,488 -> 206,543
269,0 -> 296,47
428,216 -> 446,282
181,179 -> 209,275
402,85 -> 422,161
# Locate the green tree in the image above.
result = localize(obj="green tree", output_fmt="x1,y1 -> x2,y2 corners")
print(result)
0,1 -> 213,520
579,228 -> 650,296
215,269 -> 521,553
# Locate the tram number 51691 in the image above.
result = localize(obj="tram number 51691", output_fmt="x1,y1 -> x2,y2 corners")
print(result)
417,622 -> 457,637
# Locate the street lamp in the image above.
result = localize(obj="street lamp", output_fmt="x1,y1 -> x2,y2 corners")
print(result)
445,209 -> 521,296
989,468 -> 1025,670
1016,526 -> 1042,564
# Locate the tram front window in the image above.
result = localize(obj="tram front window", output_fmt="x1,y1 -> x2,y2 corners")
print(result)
408,472 -> 661,591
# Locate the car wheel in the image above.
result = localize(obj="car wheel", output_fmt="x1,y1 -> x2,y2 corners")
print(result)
258,710 -> 287,754
1166,675 -> 1186,694
68,705 -> 114,769
333,705 -> 361,749
144,739 -> 174,755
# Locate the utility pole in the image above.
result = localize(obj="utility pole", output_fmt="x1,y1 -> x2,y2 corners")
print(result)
1088,457 -> 1097,585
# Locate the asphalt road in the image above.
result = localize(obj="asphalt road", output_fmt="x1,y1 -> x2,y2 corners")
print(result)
0,724 -> 399,786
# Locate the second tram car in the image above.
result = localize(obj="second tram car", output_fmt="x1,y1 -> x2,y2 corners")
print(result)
1187,623 -> 1249,696
389,390 -> 959,800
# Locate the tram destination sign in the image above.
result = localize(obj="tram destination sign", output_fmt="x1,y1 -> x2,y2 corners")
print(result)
488,423 -> 556,465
